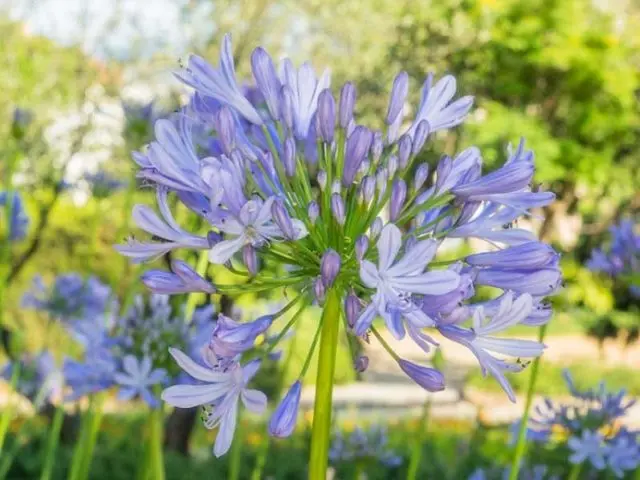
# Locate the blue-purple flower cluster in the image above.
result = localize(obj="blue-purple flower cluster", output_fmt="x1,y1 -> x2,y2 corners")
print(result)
329,425 -> 402,469
588,219 -> 640,297
0,191 -> 29,242
20,273 -> 214,409
116,34 -> 560,455
0,352 -> 62,407
521,370 -> 639,478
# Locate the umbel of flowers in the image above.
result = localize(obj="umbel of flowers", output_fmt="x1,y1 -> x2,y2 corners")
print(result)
116,34 -> 561,475
517,370 -> 639,478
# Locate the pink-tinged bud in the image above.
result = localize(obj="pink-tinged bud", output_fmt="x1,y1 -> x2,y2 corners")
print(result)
320,249 -> 341,288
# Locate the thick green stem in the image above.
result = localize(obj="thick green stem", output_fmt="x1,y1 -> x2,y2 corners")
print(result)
40,403 -> 65,480
78,400 -> 103,480
508,324 -> 548,480
68,396 -> 104,480
308,289 -> 341,480
407,400 -> 431,480
68,405 -> 91,480
0,362 -> 21,453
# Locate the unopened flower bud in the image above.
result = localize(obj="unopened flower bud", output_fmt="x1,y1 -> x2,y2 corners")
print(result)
355,235 -> 369,261
243,245 -> 258,275
317,170 -> 327,190
372,131 -> 384,161
268,381 -> 301,438
412,120 -> 430,155
331,193 -> 345,226
362,176 -> 375,204
314,277 -> 326,303
316,89 -> 336,143
345,294 -> 361,328
320,249 -> 341,288
414,163 -> 429,190
399,359 -> 445,392
390,179 -> 407,221
339,82 -> 356,128
283,136 -> 296,177
370,217 -> 383,238
354,355 -> 369,373
398,134 -> 412,169
307,201 -> 319,224
386,71 -> 409,125
271,198 -> 296,239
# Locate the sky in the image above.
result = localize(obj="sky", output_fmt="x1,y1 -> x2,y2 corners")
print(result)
1,0 -> 215,60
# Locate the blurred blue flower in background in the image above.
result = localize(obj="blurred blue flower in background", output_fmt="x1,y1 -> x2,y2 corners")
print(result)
0,191 -> 29,241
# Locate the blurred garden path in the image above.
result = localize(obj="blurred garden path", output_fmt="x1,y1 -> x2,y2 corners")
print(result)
297,330 -> 640,428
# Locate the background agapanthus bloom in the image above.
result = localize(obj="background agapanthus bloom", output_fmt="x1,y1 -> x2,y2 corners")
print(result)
117,33 -> 559,470
587,219 -> 639,297
517,370 -> 639,478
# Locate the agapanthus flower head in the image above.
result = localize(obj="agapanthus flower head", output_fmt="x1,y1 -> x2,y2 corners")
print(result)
329,425 -> 402,468
1,352 -> 62,406
117,34 -> 559,455
22,273 -> 113,321
517,369 -> 639,478
114,355 -> 167,408
588,218 -> 639,297
0,191 -> 29,241
115,294 -> 214,376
